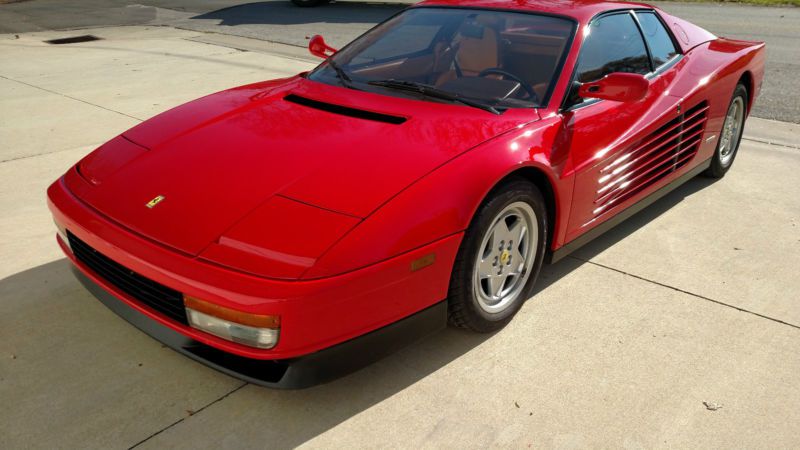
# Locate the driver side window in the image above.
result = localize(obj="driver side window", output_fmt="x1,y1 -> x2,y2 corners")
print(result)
567,13 -> 650,106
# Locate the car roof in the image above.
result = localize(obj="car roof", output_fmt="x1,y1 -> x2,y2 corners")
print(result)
414,0 -> 656,23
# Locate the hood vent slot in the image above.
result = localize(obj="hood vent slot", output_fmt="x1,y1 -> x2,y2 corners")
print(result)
592,100 -> 709,218
284,94 -> 407,124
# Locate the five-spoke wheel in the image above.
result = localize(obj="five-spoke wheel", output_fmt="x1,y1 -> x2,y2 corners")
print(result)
473,202 -> 537,314
705,83 -> 748,178
447,179 -> 547,332
719,96 -> 745,167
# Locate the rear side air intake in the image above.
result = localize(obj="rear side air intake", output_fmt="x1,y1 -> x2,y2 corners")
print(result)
592,101 -> 710,218
284,94 -> 407,124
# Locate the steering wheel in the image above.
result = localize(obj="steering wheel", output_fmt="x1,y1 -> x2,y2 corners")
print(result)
478,68 -> 539,103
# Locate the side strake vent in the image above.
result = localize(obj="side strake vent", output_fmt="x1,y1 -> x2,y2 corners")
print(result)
284,94 -> 407,124
593,101 -> 709,218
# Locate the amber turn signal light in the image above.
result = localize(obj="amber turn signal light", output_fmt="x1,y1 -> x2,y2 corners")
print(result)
183,295 -> 280,329
183,295 -> 280,349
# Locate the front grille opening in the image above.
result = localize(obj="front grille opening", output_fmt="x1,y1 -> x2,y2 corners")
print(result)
284,94 -> 407,124
45,35 -> 102,45
68,232 -> 189,325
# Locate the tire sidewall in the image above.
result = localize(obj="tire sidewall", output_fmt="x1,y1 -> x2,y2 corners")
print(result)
709,84 -> 748,177
450,179 -> 548,330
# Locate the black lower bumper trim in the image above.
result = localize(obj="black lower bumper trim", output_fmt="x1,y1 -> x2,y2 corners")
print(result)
72,265 -> 447,389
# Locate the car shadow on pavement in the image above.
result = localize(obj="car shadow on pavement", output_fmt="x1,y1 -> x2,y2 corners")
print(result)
191,1 -> 408,26
0,257 -> 491,447
1,175 -> 716,447
533,174 -> 719,296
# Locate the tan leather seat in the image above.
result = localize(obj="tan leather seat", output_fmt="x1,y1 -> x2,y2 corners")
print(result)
455,27 -> 499,76
436,24 -> 499,86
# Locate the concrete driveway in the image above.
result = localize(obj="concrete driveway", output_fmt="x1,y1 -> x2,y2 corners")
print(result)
1,21 -> 799,450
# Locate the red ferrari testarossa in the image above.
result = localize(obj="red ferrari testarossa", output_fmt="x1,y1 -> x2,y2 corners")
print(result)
48,0 -> 765,388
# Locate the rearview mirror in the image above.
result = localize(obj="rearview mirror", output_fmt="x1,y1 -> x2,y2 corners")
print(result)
578,73 -> 649,102
308,35 -> 337,59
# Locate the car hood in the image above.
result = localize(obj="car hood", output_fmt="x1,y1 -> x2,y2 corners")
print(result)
68,76 -> 538,259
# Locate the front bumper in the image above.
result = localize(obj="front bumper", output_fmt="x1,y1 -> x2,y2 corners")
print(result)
72,265 -> 446,388
48,175 -> 461,362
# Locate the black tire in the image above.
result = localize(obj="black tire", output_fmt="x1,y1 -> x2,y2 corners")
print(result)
291,0 -> 330,6
703,83 -> 748,178
447,178 -> 548,333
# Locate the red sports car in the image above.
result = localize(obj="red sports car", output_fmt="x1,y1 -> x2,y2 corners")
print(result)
48,0 -> 765,388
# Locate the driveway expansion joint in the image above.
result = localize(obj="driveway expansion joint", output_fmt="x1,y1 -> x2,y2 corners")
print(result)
0,74 -> 144,122
569,256 -> 800,331
127,382 -> 248,449
742,136 -> 800,150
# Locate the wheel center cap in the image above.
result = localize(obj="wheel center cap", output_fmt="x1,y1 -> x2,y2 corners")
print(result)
500,250 -> 510,265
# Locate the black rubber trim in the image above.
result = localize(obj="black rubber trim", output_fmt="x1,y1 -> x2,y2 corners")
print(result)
547,157 -> 711,264
284,94 -> 407,124
71,265 -> 446,389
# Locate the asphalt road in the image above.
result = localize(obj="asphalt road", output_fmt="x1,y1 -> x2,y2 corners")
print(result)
0,0 -> 798,122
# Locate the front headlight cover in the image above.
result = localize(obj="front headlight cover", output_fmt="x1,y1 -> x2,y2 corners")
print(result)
186,308 -> 279,349
199,196 -> 361,279
185,295 -> 280,349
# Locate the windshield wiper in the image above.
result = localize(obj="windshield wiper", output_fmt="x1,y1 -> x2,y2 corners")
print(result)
367,79 -> 501,115
326,59 -> 356,90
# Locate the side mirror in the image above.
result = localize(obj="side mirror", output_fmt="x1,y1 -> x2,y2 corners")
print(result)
578,73 -> 649,102
308,35 -> 337,59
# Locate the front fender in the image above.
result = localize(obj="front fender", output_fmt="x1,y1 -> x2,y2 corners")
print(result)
302,117 -> 570,279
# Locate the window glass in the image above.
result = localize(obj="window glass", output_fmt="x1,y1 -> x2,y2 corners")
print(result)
351,22 -> 443,65
574,13 -> 650,83
308,8 -> 575,108
636,11 -> 679,68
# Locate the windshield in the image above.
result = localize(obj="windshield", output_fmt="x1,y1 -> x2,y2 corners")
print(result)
308,7 -> 575,110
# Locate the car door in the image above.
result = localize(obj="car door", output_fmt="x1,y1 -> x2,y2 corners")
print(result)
559,10 -> 697,244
